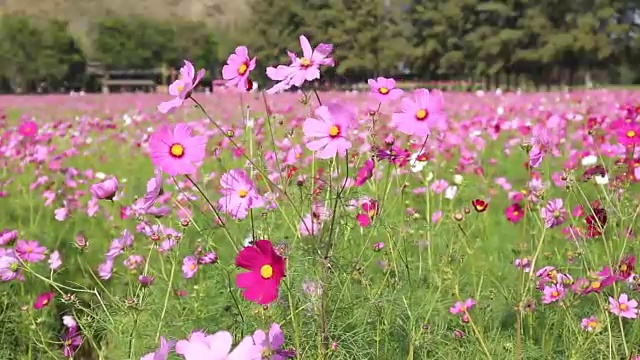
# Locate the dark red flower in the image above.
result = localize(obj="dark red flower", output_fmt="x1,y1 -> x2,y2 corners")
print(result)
471,199 -> 488,213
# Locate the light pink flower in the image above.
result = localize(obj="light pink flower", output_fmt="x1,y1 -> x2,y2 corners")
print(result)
266,35 -> 334,94
368,77 -> 403,103
303,102 -> 355,159
222,46 -> 256,90
158,60 -> 205,113
149,124 -> 207,176
218,169 -> 265,220
391,88 -> 446,137
609,293 -> 638,318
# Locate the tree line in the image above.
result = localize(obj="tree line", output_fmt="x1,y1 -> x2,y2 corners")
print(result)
245,0 -> 640,89
1,0 -> 640,93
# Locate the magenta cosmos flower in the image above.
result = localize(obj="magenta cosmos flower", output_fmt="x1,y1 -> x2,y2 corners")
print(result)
266,35 -> 334,94
540,198 -> 566,228
18,119 -> 38,138
236,240 -> 286,305
157,60 -> 206,114
218,169 -> 265,220
303,102 -> 355,159
368,77 -> 404,103
609,293 -> 638,318
391,88 -> 446,137
149,124 -> 207,176
222,46 -> 256,90
33,291 -> 55,309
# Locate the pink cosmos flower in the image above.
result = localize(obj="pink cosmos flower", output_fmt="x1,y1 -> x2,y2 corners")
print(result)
368,77 -> 404,103
580,315 -> 599,332
18,119 -> 38,137
90,177 -> 119,200
0,253 -> 19,281
141,336 -> 174,360
157,60 -> 205,113
616,122 -> 640,147
48,250 -> 62,270
176,330 -> 258,360
303,102 -> 355,159
15,239 -> 47,263
222,46 -> 256,90
449,298 -> 476,315
505,203 -> 524,224
0,229 -> 18,245
252,323 -> 293,360
542,284 -> 566,304
182,256 -> 198,278
391,88 -> 446,137
149,124 -> 207,176
540,198 -> 566,228
141,169 -> 164,210
62,326 -> 82,357
266,35 -> 334,94
355,159 -> 375,186
33,291 -> 55,310
356,200 -> 378,227
218,169 -> 265,220
609,293 -> 638,318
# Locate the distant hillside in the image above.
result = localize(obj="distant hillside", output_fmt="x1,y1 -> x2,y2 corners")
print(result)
1,0 -> 250,26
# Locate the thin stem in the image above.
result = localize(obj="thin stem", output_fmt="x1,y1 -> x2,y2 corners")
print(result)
184,174 -> 238,253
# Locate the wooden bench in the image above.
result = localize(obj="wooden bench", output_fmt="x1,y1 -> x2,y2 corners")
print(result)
101,79 -> 157,94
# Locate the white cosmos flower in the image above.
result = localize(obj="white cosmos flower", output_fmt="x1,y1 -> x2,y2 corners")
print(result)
452,174 -> 464,185
581,155 -> 598,167
444,185 -> 458,200
595,174 -> 609,185
409,152 -> 427,173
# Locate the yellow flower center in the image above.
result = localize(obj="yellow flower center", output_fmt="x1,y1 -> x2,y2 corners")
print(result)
379,87 -> 389,95
190,263 -> 196,271
551,291 -> 559,297
329,125 -> 340,138
553,210 -> 560,218
368,209 -> 376,218
169,143 -> 185,158
591,281 -> 601,289
627,130 -> 636,138
238,189 -> 248,198
513,211 -> 519,216
621,264 -> 628,271
176,84 -> 185,93
588,320 -> 597,328
620,303 -> 628,310
260,264 -> 273,279
415,109 -> 428,121
300,58 -> 311,67
238,63 -> 248,75
42,299 -> 49,305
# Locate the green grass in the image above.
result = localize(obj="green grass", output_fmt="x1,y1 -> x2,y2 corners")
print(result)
1,101 -> 639,360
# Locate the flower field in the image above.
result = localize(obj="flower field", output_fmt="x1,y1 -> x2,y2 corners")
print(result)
2,37 -> 640,360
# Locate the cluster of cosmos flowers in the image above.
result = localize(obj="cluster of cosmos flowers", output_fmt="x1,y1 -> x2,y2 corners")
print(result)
2,32 -> 640,359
